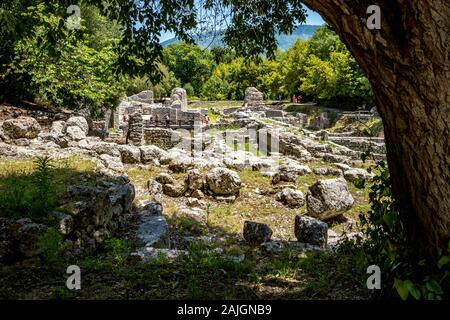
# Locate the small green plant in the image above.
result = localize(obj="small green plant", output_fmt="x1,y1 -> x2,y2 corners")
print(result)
31,156 -> 55,217
38,228 -> 65,266
105,238 -> 132,266
170,216 -> 206,236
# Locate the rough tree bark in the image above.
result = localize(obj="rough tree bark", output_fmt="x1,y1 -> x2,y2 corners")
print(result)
301,0 -> 450,257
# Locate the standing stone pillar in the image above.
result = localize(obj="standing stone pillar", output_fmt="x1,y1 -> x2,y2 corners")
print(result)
127,112 -> 143,146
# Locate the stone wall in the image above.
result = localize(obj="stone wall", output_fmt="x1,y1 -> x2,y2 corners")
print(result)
177,110 -> 202,126
127,112 -> 143,146
143,128 -> 183,150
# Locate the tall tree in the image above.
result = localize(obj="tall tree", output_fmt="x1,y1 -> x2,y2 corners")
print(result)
299,0 -> 450,257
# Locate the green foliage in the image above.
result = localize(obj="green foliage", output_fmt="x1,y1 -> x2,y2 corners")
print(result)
170,216 -> 206,236
0,172 -> 31,217
201,75 -> 231,100
38,228 -> 65,265
3,3 -> 127,112
0,156 -> 56,218
163,42 -> 215,95
105,238 -> 132,266
347,162 -> 450,300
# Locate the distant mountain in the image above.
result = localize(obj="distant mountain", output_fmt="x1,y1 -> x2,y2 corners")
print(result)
160,25 -> 321,51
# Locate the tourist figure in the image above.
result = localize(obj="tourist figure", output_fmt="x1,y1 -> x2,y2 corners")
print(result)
292,95 -> 297,103
298,95 -> 303,103
165,114 -> 170,127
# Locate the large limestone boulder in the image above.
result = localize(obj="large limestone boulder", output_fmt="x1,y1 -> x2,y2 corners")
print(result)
163,182 -> 187,198
343,168 -> 374,186
185,169 -> 204,193
244,87 -> 264,107
66,125 -> 86,141
294,215 -> 328,248
65,116 -> 89,134
99,154 -> 124,173
118,144 -> 141,164
154,173 -> 175,185
136,201 -> 169,249
92,142 -> 121,157
140,145 -> 168,164
50,121 -> 66,135
275,188 -> 306,208
306,178 -> 354,220
206,167 -> 241,196
2,116 -> 41,139
272,163 -> 311,184
243,221 -> 272,245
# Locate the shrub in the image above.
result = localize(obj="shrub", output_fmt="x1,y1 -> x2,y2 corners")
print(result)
105,238 -> 132,266
38,228 -> 65,266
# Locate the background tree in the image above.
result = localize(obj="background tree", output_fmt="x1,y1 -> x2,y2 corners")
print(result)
162,42 -> 215,96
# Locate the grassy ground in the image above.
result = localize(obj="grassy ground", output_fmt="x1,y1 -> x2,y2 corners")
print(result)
0,154 -> 373,300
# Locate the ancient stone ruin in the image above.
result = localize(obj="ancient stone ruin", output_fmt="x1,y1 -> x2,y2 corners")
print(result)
244,87 -> 264,107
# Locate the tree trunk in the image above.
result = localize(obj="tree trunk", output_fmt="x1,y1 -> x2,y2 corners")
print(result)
301,0 -> 450,256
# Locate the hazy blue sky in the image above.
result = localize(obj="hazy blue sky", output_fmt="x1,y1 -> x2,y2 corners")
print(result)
159,6 -> 325,42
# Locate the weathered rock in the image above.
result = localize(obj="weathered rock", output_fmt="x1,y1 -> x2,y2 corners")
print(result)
170,87 -> 188,110
66,116 -> 89,134
154,173 -> 175,185
92,142 -> 121,157
50,121 -> 66,135
137,215 -> 169,248
191,189 -> 205,199
322,153 -> 350,164
59,183 -> 134,246
272,163 -> 311,184
206,167 -> 241,196
243,221 -> 272,245
0,142 -> 18,157
294,215 -> 328,248
66,125 -> 86,141
147,179 -> 163,195
140,201 -> 163,216
14,221 -> 49,258
99,154 -> 124,172
168,156 -> 194,173
275,188 -> 306,208
2,116 -> 41,139
118,144 -> 141,164
51,211 -> 73,235
306,178 -> 354,220
185,169 -> 204,192
343,168 -> 374,186
140,145 -> 168,164
163,182 -> 187,197
313,167 -> 343,176
186,197 -> 205,208
244,87 -> 264,107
